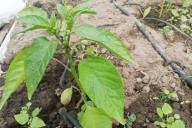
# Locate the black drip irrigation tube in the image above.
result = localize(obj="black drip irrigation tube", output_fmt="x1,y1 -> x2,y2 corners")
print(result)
112,0 -> 192,88
59,107 -> 81,128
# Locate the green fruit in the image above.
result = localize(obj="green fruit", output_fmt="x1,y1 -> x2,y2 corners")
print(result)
60,87 -> 73,105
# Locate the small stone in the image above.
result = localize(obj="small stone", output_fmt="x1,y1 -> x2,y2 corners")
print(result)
136,78 -> 142,83
135,84 -> 144,91
142,86 -> 150,93
142,75 -> 150,84
101,48 -> 107,54
170,83 -> 176,89
165,30 -> 175,42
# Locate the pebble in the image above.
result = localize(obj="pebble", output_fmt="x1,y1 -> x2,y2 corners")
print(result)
136,77 -> 142,83
165,30 -> 175,42
101,48 -> 107,54
170,83 -> 176,89
142,75 -> 150,84
142,86 -> 150,93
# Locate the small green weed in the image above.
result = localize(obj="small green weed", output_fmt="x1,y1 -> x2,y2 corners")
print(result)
14,102 -> 45,128
159,89 -> 178,102
155,103 -> 185,128
124,113 -> 137,128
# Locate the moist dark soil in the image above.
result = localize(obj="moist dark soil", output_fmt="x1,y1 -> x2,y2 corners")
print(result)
126,86 -> 192,128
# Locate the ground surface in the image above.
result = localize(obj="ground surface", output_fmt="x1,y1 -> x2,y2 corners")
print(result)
0,0 -> 192,128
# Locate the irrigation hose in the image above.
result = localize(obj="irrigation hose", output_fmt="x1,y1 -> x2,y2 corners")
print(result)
112,0 -> 192,88
59,107 -> 81,128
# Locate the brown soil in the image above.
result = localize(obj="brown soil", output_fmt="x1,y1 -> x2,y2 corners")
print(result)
0,0 -> 192,128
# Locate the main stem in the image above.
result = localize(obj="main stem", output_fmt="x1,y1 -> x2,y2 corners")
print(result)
64,31 -> 81,88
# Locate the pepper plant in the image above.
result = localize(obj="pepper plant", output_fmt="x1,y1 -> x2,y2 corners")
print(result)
0,0 -> 132,127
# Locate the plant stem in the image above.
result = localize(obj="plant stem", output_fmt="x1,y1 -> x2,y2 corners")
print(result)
53,58 -> 71,72
159,0 -> 166,18
64,29 -> 85,98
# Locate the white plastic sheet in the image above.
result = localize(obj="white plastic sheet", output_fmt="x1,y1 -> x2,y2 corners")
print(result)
0,0 -> 26,26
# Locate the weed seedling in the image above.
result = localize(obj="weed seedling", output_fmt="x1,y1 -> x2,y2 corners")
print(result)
124,113 -> 137,128
159,89 -> 178,102
155,103 -> 185,128
14,102 -> 45,128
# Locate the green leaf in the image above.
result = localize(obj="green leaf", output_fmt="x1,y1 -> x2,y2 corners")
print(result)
79,107 -> 112,128
17,6 -> 49,28
32,108 -> 41,117
174,114 -> 180,119
17,6 -> 48,19
162,103 -> 173,115
171,9 -> 179,17
50,11 -> 57,28
18,16 -> 50,28
14,113 -> 29,125
159,122 -> 166,127
143,7 -> 151,18
163,89 -> 170,95
56,4 -> 74,30
0,49 -> 29,109
167,117 -> 174,123
76,24 -> 132,61
25,37 -> 57,99
19,25 -> 43,33
172,120 -> 185,128
60,87 -> 73,105
74,0 -> 96,17
57,4 -> 69,20
30,117 -> 45,128
78,56 -> 125,124
156,107 -> 164,118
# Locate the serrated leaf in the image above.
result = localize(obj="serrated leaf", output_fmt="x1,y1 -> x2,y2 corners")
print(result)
79,107 -> 112,128
32,108 -> 41,117
30,117 -> 45,128
0,49 -> 29,109
143,7 -> 151,18
76,24 -> 132,61
162,103 -> 173,115
78,56 -> 125,124
14,113 -> 29,125
25,37 -> 57,99
60,87 -> 73,105
156,107 -> 163,118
